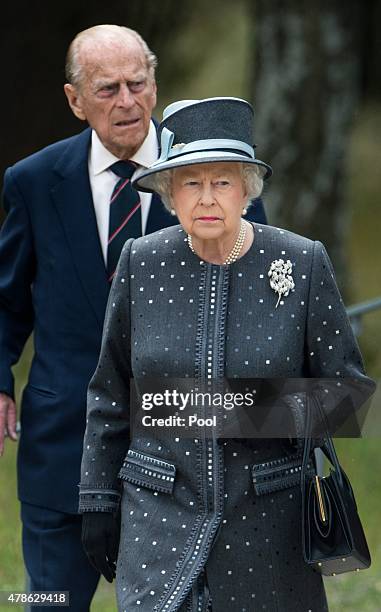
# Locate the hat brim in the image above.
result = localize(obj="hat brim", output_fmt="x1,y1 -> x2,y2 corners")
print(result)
132,150 -> 272,193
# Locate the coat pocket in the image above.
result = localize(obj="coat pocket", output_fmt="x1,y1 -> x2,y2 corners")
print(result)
118,449 -> 176,494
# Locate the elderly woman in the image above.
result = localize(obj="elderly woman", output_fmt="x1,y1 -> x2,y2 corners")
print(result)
79,98 -> 373,612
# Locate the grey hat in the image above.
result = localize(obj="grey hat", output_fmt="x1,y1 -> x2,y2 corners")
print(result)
132,97 -> 272,193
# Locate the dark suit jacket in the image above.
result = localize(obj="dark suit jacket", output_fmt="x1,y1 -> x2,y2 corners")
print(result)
0,127 -> 267,513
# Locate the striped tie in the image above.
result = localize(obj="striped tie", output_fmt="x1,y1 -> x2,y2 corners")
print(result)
107,160 -> 142,281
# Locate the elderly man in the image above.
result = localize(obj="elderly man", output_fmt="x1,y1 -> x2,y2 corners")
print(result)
0,24 -> 267,611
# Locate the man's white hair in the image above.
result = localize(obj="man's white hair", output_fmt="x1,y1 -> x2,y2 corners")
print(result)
65,24 -> 158,87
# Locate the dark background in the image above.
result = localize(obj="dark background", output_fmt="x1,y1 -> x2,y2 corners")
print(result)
2,0 -> 379,171
1,0 -> 380,291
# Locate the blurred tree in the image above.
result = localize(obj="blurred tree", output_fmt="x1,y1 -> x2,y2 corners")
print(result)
250,0 -> 369,289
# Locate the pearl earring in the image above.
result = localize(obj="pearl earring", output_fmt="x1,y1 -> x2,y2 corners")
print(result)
242,207 -> 247,216
170,209 -> 177,216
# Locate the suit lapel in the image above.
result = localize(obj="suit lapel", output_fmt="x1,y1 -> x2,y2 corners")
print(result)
51,128 -> 109,327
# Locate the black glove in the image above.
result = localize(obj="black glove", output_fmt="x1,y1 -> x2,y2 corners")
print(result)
81,510 -> 121,583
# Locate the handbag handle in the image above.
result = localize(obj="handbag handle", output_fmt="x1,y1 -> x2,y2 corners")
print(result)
301,392 -> 343,487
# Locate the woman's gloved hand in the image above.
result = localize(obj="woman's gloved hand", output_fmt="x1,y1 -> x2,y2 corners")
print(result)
81,510 -> 121,583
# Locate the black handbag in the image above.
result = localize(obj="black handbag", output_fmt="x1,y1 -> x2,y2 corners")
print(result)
301,394 -> 371,576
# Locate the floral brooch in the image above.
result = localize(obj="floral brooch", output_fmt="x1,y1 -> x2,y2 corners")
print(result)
268,259 -> 295,308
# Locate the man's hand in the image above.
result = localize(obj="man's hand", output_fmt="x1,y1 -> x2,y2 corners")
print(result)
0,393 -> 17,456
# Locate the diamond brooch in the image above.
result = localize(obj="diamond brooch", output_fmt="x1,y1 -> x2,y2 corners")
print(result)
268,259 -> 295,308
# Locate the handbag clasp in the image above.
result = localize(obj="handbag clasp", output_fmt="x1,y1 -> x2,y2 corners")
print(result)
314,475 -> 328,525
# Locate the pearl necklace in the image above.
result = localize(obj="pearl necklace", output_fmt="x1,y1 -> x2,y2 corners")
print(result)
187,220 -> 247,265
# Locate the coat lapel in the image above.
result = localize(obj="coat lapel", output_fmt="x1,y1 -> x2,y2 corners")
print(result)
51,128 -> 109,327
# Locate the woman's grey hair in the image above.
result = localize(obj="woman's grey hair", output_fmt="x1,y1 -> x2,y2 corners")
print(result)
152,163 -> 265,213
65,24 -> 158,88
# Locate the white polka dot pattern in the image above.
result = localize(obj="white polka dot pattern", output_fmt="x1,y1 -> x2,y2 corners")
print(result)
79,223 -> 371,611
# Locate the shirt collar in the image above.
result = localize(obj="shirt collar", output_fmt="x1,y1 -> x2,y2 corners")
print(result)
89,120 -> 159,177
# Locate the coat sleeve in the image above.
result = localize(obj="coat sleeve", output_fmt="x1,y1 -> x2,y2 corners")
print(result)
0,167 -> 35,398
304,240 -> 375,436
79,238 -> 134,513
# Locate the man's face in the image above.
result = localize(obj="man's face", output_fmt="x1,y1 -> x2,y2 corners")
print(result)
64,40 -> 157,159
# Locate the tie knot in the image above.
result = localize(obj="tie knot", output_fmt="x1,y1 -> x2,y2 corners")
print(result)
110,160 -> 137,179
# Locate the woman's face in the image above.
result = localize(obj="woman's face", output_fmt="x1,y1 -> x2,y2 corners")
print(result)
170,162 -> 247,242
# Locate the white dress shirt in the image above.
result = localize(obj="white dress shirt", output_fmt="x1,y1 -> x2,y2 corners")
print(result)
88,121 -> 159,264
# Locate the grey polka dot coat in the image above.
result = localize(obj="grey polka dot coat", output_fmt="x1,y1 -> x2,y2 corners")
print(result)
79,223 -> 373,612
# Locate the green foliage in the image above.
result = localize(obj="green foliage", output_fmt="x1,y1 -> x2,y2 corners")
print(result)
347,104 -> 381,379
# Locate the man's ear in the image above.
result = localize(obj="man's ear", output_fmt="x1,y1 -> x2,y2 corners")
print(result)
64,83 -> 87,121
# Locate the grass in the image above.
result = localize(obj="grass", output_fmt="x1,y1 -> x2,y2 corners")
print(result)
0,433 -> 117,611
323,439 -> 381,611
